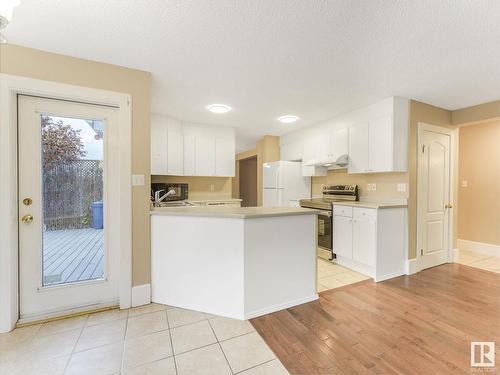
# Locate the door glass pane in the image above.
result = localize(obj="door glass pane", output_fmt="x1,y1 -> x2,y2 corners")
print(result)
41,115 -> 105,286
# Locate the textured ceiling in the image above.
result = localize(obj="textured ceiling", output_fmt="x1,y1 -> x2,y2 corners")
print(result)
5,0 -> 500,151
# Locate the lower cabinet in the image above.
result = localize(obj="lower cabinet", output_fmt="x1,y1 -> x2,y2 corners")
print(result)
333,205 -> 406,282
333,215 -> 353,259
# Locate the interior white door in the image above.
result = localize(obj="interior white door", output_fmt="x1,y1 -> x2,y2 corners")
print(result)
18,95 -> 120,320
418,126 -> 451,270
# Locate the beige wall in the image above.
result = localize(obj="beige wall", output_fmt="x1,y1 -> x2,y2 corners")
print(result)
458,120 -> 500,245
0,44 -> 152,286
452,100 -> 500,125
233,135 -> 280,206
151,175 -> 232,201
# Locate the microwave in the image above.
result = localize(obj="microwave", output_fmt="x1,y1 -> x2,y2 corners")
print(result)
151,183 -> 188,201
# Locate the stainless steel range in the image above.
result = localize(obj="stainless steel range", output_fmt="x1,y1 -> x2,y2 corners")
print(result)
300,185 -> 358,260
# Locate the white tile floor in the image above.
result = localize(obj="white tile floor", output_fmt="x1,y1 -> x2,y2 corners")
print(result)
455,248 -> 500,273
317,257 -> 371,292
0,304 -> 290,375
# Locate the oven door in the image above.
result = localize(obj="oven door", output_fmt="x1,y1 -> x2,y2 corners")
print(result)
317,210 -> 332,252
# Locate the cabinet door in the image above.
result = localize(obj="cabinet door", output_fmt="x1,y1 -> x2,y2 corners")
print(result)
215,138 -> 235,177
348,122 -> 369,173
302,137 -> 315,165
369,115 -> 393,172
281,141 -> 303,161
330,128 -> 348,160
333,215 -> 353,259
352,216 -> 376,267
167,128 -> 183,175
151,126 -> 167,175
183,135 -> 195,176
314,134 -> 331,161
195,136 -> 215,176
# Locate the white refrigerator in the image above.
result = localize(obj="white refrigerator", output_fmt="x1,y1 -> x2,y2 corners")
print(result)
262,161 -> 311,207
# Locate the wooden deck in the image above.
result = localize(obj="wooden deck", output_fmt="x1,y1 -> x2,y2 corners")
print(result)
251,263 -> 500,374
42,228 -> 104,285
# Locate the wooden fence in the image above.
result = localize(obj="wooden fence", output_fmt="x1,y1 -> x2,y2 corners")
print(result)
43,160 -> 103,231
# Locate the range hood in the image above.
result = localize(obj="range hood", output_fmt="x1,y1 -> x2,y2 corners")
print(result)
304,154 -> 349,169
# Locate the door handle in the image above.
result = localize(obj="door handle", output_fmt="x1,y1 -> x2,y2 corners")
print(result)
21,214 -> 34,224
445,204 -> 453,209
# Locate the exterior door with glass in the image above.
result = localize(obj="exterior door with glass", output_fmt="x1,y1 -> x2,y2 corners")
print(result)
18,95 -> 120,321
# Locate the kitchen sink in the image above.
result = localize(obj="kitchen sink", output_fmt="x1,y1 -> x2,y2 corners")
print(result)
155,201 -> 193,207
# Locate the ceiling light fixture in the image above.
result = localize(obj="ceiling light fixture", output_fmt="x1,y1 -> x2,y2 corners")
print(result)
278,115 -> 299,124
0,0 -> 20,43
207,104 -> 232,114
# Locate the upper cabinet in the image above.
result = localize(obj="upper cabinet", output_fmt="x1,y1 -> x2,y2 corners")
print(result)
348,98 -> 408,174
151,115 -> 236,177
280,97 -> 409,175
215,138 -> 236,177
347,122 -> 369,173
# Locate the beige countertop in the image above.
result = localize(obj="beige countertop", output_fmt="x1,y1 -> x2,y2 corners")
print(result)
150,206 -> 319,219
332,201 -> 408,209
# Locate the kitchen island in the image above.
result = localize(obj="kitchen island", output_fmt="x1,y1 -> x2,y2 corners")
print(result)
150,206 -> 318,319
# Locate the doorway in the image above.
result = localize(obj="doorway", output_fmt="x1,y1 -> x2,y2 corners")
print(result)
239,156 -> 257,207
417,123 -> 454,271
18,95 -> 121,322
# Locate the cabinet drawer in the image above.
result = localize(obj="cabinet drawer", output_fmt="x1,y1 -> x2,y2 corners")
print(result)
353,207 -> 377,221
333,205 -> 353,217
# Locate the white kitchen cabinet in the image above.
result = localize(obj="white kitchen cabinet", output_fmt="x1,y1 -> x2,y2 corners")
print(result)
332,204 -> 406,281
352,213 -> 376,267
280,141 -> 303,161
195,135 -> 216,176
151,116 -> 184,176
333,215 -> 353,259
183,135 -> 195,175
151,114 -> 235,177
330,128 -> 348,160
348,97 -> 408,173
215,138 -> 235,176
348,122 -> 369,173
368,115 -> 393,173
166,126 -> 183,175
151,125 -> 167,175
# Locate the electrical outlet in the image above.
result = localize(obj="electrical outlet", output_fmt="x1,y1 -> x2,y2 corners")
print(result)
366,184 -> 371,192
397,183 -> 407,192
132,174 -> 145,186
461,180 -> 468,188
209,184 -> 215,192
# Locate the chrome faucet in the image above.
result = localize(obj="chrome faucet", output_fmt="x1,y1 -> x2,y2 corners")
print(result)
154,189 -> 176,206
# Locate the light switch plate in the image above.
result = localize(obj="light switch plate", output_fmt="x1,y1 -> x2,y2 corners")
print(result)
209,184 -> 215,192
461,180 -> 468,188
397,183 -> 407,192
132,174 -> 145,186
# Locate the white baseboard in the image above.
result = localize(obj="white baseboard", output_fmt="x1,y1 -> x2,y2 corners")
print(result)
405,258 -> 418,275
457,239 -> 500,257
244,294 -> 319,320
131,284 -> 151,307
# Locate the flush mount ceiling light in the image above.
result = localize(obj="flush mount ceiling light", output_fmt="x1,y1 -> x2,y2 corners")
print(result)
277,115 -> 299,124
206,104 -> 232,114
0,0 -> 20,43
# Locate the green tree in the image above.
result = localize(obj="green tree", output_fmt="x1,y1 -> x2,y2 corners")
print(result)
42,116 -> 87,169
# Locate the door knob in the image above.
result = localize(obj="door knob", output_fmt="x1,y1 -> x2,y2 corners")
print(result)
445,204 -> 453,209
21,214 -> 33,224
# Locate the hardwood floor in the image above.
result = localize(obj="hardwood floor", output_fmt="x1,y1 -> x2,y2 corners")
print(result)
251,264 -> 500,375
